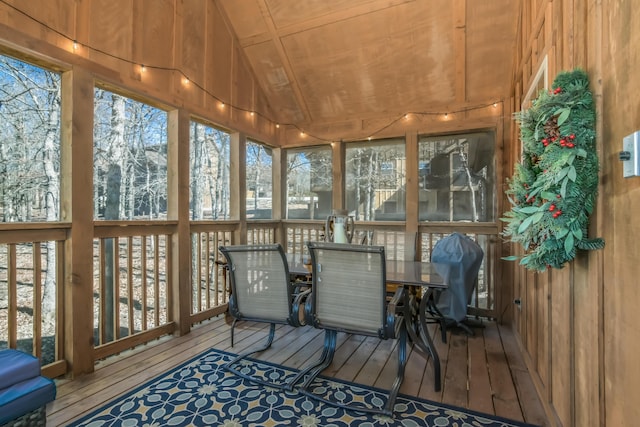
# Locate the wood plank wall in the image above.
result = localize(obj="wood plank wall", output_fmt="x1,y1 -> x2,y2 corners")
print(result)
509,0 -> 640,426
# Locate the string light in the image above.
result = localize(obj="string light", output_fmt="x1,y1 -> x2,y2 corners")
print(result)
1,1 -> 506,144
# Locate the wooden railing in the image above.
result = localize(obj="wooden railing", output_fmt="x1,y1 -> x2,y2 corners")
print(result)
283,220 -> 500,318
189,222 -> 236,324
247,221 -> 278,244
93,222 -> 178,360
1,219 -> 499,378
0,223 -> 68,378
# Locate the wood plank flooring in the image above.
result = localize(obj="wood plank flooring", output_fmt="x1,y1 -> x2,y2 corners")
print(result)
47,315 -> 550,426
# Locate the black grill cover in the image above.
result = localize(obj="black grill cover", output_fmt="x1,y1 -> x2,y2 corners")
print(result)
430,233 -> 484,322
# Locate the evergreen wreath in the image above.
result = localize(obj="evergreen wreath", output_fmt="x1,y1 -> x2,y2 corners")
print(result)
502,68 -> 604,271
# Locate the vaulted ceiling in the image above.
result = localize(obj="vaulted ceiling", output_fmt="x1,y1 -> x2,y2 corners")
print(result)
217,0 -> 520,128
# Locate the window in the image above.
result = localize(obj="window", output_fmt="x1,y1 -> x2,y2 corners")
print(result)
246,140 -> 273,219
346,138 -> 406,221
0,55 -> 61,223
189,122 -> 230,220
93,89 -> 168,220
286,146 -> 332,219
418,131 -> 496,222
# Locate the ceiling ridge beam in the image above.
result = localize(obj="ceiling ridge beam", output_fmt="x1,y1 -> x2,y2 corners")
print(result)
239,0 -> 416,48
255,0 -> 311,122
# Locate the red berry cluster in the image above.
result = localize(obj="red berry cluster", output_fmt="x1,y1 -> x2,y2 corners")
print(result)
551,86 -> 562,95
548,194 -> 562,218
541,133 -> 576,148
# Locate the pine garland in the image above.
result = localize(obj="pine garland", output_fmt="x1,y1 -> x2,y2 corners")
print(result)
501,69 -> 604,271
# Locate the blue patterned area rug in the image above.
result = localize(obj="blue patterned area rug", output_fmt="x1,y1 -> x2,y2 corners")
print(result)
68,348 -> 538,427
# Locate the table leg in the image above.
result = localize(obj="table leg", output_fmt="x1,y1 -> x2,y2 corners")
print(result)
399,286 -> 441,392
418,289 -> 441,391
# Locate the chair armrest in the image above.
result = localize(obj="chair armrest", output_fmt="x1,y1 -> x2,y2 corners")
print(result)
386,287 -> 406,338
291,289 -> 312,326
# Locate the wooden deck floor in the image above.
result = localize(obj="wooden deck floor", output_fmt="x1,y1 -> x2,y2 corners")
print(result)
47,315 -> 550,426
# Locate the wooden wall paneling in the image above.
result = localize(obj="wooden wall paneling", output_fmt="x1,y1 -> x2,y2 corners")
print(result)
550,266 -> 573,427
601,1 -> 640,425
209,4 -> 233,109
525,270 -> 536,361
86,0 -> 133,71
573,251 -> 600,427
453,0 -> 466,103
515,254 -> 525,338
232,45 -> 254,120
133,0 -> 175,81
551,0 -> 564,72
61,68 -> 95,376
587,1 -> 605,425
535,270 -> 549,390
180,0 -> 208,107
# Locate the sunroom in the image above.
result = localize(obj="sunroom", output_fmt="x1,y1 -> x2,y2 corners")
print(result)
0,1 -> 637,426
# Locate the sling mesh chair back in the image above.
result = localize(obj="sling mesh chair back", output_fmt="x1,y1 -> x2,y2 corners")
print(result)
219,243 -> 305,389
291,241 -> 408,415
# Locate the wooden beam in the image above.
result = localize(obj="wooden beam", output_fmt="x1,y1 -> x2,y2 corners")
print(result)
167,108 -> 191,336
61,68 -> 95,376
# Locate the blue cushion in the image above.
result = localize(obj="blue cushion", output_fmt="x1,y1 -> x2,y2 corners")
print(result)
0,349 -> 40,389
0,376 -> 56,424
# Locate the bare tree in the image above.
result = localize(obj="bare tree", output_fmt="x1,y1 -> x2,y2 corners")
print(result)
0,56 -> 61,332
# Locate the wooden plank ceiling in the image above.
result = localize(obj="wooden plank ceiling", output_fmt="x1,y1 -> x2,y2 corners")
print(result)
217,0 -> 520,128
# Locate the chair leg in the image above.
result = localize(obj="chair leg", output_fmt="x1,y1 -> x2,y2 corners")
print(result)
384,322 -> 407,415
296,329 -> 404,416
230,318 -> 237,347
288,329 -> 336,391
224,323 -> 291,390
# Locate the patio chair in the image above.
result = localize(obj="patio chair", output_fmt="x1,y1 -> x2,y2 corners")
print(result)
290,241 -> 408,415
219,243 -> 309,389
